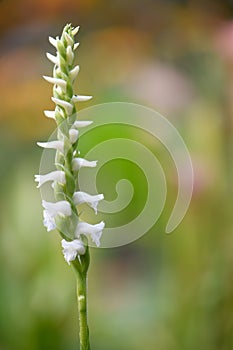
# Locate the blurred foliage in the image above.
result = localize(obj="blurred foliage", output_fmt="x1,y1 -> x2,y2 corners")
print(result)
0,0 -> 233,349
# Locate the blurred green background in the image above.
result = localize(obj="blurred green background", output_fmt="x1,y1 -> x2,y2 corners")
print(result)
0,0 -> 233,349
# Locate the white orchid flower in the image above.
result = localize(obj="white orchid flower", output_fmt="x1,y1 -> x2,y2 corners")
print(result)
42,200 -> 72,232
37,140 -> 64,153
72,120 -> 93,128
72,158 -> 97,171
61,239 -> 86,264
35,170 -> 65,188
43,76 -> 67,92
71,95 -> 93,103
75,221 -> 105,247
73,191 -> 104,214
43,110 -> 56,119
51,97 -> 73,115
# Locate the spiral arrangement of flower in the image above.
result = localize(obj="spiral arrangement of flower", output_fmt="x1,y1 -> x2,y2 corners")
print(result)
35,24 -> 104,349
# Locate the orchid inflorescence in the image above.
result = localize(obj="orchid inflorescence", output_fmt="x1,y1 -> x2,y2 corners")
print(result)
35,24 -> 105,265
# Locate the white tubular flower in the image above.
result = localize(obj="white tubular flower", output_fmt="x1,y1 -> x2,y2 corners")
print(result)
37,140 -> 64,153
48,36 -> 58,48
72,120 -> 93,128
42,200 -> 72,216
42,200 -> 72,232
73,191 -> 104,214
44,110 -> 56,119
69,129 -> 79,144
46,52 -> 58,65
35,170 -> 65,188
72,26 -> 80,36
74,43 -> 80,50
75,221 -> 105,247
72,158 -> 97,171
72,95 -> 92,103
69,65 -> 80,81
61,239 -> 86,264
51,97 -> 73,115
43,76 -> 67,92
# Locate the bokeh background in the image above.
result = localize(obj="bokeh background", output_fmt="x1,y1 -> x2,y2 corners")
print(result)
0,0 -> 233,349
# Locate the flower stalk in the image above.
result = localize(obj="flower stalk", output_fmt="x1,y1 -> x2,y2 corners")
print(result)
35,24 -> 104,349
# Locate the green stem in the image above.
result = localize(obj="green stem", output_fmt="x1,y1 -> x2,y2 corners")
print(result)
72,247 -> 91,350
77,271 -> 90,350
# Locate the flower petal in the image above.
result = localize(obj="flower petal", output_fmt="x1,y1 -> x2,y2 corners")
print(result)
43,210 -> 56,231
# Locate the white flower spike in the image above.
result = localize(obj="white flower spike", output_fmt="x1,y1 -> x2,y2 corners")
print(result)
36,24 -> 105,349
62,239 -> 86,264
72,158 -> 97,171
73,191 -> 104,214
35,170 -> 65,188
75,221 -> 105,247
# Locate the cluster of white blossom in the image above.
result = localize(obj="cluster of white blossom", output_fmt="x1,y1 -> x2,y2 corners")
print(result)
35,25 -> 104,265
